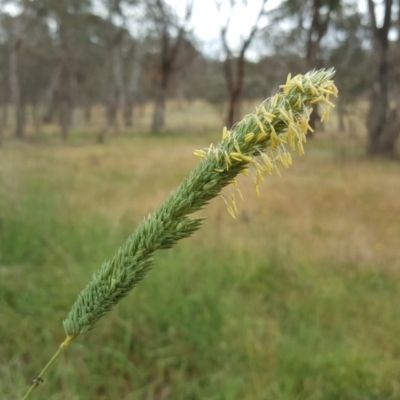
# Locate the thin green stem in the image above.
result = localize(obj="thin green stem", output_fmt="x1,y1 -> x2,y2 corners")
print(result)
22,335 -> 76,400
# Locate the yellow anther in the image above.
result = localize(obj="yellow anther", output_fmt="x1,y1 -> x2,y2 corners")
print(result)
224,151 -> 232,168
245,132 -> 255,142
256,132 -> 268,143
193,149 -> 206,158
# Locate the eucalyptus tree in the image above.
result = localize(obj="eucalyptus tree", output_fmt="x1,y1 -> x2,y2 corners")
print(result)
97,0 -> 126,141
278,0 -> 343,134
123,37 -> 142,127
215,0 -> 268,128
0,0 -> 42,138
41,0 -> 93,141
366,0 -> 400,157
3,0 -> 95,140
19,15 -> 54,137
95,0 -> 147,142
146,0 -> 194,133
327,6 -> 369,133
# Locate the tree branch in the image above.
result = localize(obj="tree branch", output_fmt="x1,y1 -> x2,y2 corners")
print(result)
240,0 -> 267,56
367,0 -> 378,33
382,0 -> 393,37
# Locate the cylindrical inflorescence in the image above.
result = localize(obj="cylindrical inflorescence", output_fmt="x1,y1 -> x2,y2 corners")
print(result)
63,68 -> 338,338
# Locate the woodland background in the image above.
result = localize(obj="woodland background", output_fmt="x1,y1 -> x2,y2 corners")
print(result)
0,0 -> 399,156
1,1 -> 400,400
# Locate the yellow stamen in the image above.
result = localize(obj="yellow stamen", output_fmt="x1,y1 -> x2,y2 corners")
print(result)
293,94 -> 302,108
245,132 -> 255,142
263,111 -> 276,122
310,96 -> 335,108
293,75 -> 304,92
230,194 -> 238,214
227,206 -> 236,219
320,107 -> 330,122
272,94 -> 280,107
256,132 -> 268,143
224,151 -> 232,168
193,149 -> 206,158
222,127 -> 231,141
234,139 -> 242,154
236,187 -> 244,201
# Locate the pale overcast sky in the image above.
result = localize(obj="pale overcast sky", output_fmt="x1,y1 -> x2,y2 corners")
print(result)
1,0 -> 375,57
166,0 -> 279,57
165,0 -> 371,58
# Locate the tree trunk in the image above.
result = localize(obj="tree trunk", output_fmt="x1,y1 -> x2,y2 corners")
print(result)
0,87 -> 8,144
368,90 -> 400,157
107,93 -> 119,134
111,38 -> 124,134
57,22 -> 73,142
9,38 -> 24,139
58,69 -> 72,142
102,27 -> 124,138
42,67 -> 61,124
97,44 -> 119,143
97,127 -> 106,144
367,0 -> 399,156
99,56 -> 119,144
124,42 -> 142,128
100,51 -> 114,142
152,73 -> 168,134
152,89 -> 166,133
124,104 -> 133,127
84,102 -> 92,124
148,0 -> 193,133
2,102 -> 8,130
226,88 -> 241,128
0,107 -> 3,146
367,45 -> 389,155
225,55 -> 246,128
305,0 -> 334,138
32,102 -> 42,138
105,53 -> 120,138
59,99 -> 70,142
58,63 -> 72,142
217,0 -> 266,129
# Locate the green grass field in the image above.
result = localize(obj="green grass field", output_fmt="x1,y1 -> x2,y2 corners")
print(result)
1,103 -> 400,399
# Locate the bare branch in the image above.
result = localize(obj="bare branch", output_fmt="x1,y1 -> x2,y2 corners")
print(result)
367,0 -> 378,33
184,0 -> 193,21
169,0 -> 193,66
215,0 -> 268,127
368,0 -> 393,42
240,0 -> 267,56
382,0 -> 393,36
214,0 -> 235,57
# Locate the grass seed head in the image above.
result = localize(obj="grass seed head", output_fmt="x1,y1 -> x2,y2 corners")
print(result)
63,68 -> 338,338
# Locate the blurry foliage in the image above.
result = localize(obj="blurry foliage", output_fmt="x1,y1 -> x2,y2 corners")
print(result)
0,1 -> 358,108
0,0 -> 398,148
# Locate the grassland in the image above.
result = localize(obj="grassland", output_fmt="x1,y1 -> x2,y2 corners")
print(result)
1,102 -> 400,399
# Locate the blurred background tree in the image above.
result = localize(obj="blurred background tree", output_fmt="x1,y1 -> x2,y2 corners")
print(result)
1,2 -> 400,398
0,0 -> 399,156
366,0 -> 400,157
215,0 -> 268,127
